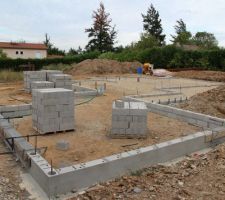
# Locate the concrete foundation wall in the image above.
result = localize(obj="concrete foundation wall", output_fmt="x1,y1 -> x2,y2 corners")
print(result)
0,116 -> 34,166
2,100 -> 225,197
27,130 -> 225,197
0,104 -> 32,119
73,85 -> 95,92
124,97 -> 225,128
73,85 -> 99,97
146,102 -> 225,128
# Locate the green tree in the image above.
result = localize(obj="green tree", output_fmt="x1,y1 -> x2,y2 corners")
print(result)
0,49 -> 7,59
134,33 -> 160,50
85,2 -> 117,52
193,32 -> 218,49
67,48 -> 78,56
142,4 -> 165,45
171,19 -> 192,45
43,33 -> 65,56
77,46 -> 83,54
43,33 -> 52,49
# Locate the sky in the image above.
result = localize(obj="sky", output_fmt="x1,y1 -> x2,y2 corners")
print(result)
0,0 -> 225,51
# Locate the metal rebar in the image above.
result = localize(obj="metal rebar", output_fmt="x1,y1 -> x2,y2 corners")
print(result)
34,135 -> 37,155
51,159 -> 53,175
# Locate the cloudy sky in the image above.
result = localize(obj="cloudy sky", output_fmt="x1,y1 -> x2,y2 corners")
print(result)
0,0 -> 225,51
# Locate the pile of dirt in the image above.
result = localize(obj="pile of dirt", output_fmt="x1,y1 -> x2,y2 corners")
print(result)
179,85 -> 225,118
68,59 -> 142,75
73,143 -> 225,200
174,70 -> 225,82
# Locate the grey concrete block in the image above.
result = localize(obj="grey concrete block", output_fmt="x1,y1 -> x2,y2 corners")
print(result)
56,140 -> 70,151
115,100 -> 124,108
32,88 -> 75,134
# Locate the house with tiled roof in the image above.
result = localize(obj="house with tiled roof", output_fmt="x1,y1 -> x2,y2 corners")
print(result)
0,42 -> 47,59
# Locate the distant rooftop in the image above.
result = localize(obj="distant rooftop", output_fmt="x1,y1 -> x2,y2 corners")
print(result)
0,42 -> 47,50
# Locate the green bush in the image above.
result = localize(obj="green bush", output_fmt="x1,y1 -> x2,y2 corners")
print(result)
99,46 -> 225,71
0,70 -> 23,82
0,51 -> 100,71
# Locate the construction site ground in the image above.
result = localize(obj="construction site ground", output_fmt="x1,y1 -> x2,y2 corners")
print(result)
0,70 -> 225,199
9,75 -> 219,168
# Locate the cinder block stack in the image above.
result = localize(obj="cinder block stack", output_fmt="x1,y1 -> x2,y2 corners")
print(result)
31,81 -> 54,90
49,74 -> 72,89
41,70 -> 63,81
110,100 -> 148,138
23,71 -> 46,92
32,88 -> 75,134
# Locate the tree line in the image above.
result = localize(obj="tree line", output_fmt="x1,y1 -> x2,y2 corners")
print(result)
41,2 -> 219,57
0,2 -> 220,59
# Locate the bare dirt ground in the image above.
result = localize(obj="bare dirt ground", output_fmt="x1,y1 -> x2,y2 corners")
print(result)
67,59 -> 142,75
180,85 -> 225,118
13,76 -> 219,168
74,144 -> 225,200
0,72 -> 224,200
15,109 -> 200,168
72,79 -> 225,200
0,140 -> 30,200
0,82 -> 31,105
174,70 -> 225,82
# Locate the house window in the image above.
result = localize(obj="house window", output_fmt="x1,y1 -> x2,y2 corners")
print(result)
20,51 -> 23,55
35,52 -> 41,59
16,51 -> 18,54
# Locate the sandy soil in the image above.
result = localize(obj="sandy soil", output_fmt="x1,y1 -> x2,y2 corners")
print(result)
180,85 -> 225,118
174,70 -> 225,82
0,82 -> 31,105
0,140 -> 30,199
67,59 -> 142,75
15,106 -> 200,168
12,75 -> 221,168
0,72 -> 225,199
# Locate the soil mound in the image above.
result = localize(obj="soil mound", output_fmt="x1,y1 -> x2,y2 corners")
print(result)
175,70 -> 225,82
68,59 -> 142,75
180,85 -> 225,118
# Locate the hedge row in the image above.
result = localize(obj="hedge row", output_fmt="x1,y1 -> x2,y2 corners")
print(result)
1,46 -> 225,71
99,46 -> 225,70
0,51 -> 100,71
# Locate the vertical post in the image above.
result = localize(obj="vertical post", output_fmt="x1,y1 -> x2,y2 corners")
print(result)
11,138 -> 14,151
79,81 -> 81,86
104,83 -> 106,90
34,135 -> 37,155
51,159 -> 53,175
95,81 -> 97,89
